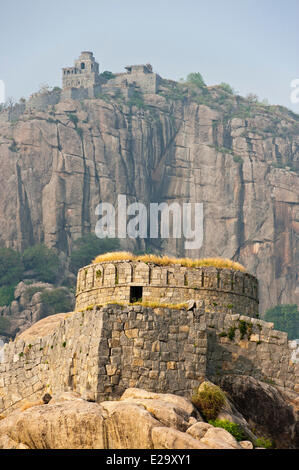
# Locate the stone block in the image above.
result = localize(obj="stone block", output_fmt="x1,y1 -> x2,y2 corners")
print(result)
167,361 -> 177,370
132,358 -> 144,367
250,334 -> 260,342
125,329 -> 139,339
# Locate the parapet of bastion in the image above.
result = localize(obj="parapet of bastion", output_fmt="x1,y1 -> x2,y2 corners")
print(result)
75,259 -> 259,318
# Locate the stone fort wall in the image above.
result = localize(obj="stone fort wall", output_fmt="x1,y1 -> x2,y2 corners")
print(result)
106,72 -> 161,94
0,304 -> 298,417
0,305 -> 207,416
75,262 -> 259,318
26,90 -> 61,111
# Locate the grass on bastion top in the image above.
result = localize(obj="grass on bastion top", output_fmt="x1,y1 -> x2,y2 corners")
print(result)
92,251 -> 246,272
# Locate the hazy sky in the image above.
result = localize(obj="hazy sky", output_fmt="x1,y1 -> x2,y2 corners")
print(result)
1,0 -> 298,112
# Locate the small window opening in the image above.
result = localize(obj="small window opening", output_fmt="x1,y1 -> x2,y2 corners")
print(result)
81,62 -> 85,70
130,286 -> 143,303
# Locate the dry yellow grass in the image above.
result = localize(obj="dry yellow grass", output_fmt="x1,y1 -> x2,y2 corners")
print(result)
92,252 -> 246,272
93,251 -> 134,263
20,400 -> 43,412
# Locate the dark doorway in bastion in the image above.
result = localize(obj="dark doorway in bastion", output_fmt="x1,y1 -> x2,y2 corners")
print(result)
130,286 -> 143,303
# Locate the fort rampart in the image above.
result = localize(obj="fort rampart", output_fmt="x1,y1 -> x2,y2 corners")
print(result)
75,262 -> 259,318
1,304 -> 298,417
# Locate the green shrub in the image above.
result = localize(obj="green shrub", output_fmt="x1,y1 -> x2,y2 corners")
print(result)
186,72 -> 206,88
0,248 -> 24,287
161,85 -> 187,102
40,288 -> 73,318
66,112 -> 79,125
100,71 -> 115,81
254,437 -> 274,449
0,285 -> 15,306
219,83 -> 235,94
264,304 -> 299,340
219,332 -> 227,337
228,326 -> 236,340
0,248 -> 24,306
191,383 -> 226,420
22,244 -> 61,284
128,91 -> 148,109
70,234 -> 120,273
208,419 -> 246,441
239,320 -> 248,339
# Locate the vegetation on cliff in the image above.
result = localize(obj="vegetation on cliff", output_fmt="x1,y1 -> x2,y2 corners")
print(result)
22,244 -> 61,284
265,304 -> 299,340
70,234 -> 120,274
208,419 -> 246,442
0,245 -> 61,309
191,383 -> 226,420
0,248 -> 24,307
39,289 -> 73,318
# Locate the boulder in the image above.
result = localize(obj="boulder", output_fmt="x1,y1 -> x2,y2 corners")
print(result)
239,440 -> 254,449
16,312 -> 71,341
151,427 -> 210,449
200,427 -> 242,449
187,422 -> 213,440
0,389 -> 254,449
217,375 -> 299,449
120,387 -> 200,418
0,400 -> 108,449
118,398 -> 190,432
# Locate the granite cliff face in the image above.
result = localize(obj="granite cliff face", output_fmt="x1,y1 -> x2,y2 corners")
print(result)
0,83 -> 298,313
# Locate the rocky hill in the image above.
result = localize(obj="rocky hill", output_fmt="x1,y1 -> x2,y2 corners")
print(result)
0,79 -> 298,313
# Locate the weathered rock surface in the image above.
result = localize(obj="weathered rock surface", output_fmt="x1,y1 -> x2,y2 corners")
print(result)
186,422 -> 213,440
119,388 -> 202,431
0,397 -> 108,449
0,388 -> 245,449
0,88 -> 298,313
200,426 -> 242,449
120,388 -> 199,418
217,374 -> 299,449
239,440 -> 254,449
16,311 -> 71,341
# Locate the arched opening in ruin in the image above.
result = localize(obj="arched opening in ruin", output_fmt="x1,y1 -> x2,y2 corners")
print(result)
81,62 -> 85,70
